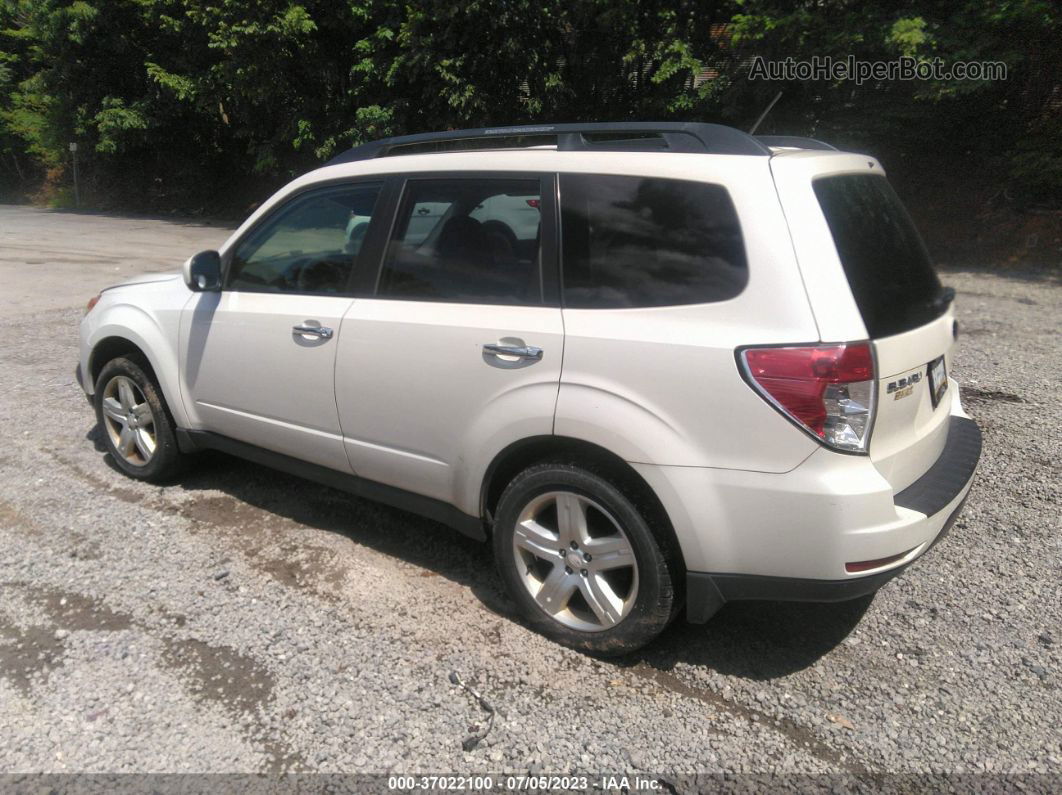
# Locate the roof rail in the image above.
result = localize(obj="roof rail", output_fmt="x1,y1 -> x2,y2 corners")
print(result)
326,122 -> 772,165
755,135 -> 838,151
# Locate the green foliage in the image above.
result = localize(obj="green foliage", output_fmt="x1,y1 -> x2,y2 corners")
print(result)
1010,115 -> 1062,206
0,0 -> 1057,211
47,184 -> 74,208
93,98 -> 149,153
888,17 -> 930,57
723,0 -> 1060,207
145,62 -> 197,101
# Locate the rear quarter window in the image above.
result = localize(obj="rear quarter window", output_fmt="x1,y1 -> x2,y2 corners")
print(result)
559,174 -> 747,308
813,174 -> 944,338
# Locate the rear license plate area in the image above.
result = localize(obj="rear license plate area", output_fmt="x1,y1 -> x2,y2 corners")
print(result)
928,355 -> 948,408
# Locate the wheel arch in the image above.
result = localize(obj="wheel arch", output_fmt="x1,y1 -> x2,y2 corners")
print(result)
89,336 -> 154,385
87,323 -> 188,428
480,218 -> 518,244
480,435 -> 688,577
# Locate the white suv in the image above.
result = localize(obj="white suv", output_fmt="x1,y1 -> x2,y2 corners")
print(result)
77,123 -> 981,654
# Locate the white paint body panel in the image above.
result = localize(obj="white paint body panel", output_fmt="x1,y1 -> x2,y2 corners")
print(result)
178,291 -> 355,472
638,385 -> 973,577
552,155 -> 820,473
767,151 -> 881,342
869,312 -> 956,491
79,275 -> 192,427
770,151 -> 959,491
334,300 -> 563,513
78,143 -> 978,587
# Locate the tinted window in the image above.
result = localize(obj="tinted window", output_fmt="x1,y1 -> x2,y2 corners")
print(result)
559,174 -> 747,308
228,183 -> 381,294
379,178 -> 543,304
814,174 -> 943,338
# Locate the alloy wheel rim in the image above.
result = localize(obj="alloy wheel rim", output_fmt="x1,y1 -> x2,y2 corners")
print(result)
512,490 -> 639,632
101,375 -> 157,466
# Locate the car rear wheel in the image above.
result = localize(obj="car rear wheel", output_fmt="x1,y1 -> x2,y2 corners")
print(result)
94,355 -> 186,482
493,463 -> 675,655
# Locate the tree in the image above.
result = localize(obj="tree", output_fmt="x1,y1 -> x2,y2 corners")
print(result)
0,0 -> 1057,214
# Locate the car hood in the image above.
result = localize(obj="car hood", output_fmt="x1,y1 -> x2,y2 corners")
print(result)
102,271 -> 182,292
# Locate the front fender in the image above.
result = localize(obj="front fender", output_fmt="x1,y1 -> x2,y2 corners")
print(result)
81,287 -> 190,428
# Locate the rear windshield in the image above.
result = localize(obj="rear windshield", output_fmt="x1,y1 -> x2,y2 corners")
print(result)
814,174 -> 944,338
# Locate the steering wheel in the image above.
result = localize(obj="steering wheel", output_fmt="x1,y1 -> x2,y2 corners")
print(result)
296,257 -> 345,293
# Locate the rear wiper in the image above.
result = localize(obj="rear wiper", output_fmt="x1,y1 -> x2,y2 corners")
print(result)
931,286 -> 956,311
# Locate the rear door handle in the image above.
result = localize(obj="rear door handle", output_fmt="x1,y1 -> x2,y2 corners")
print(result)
293,324 -> 333,339
483,343 -> 542,361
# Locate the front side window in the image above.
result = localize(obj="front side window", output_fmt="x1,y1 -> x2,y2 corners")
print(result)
379,178 -> 543,305
228,182 -> 382,294
559,174 -> 747,308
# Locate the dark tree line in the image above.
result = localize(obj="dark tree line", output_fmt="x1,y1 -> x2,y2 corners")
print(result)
0,0 -> 1058,222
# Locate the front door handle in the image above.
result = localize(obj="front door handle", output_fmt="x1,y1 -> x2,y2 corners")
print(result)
483,343 -> 543,361
293,324 -> 333,339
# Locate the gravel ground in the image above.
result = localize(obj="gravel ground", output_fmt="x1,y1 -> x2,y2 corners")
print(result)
0,206 -> 1059,784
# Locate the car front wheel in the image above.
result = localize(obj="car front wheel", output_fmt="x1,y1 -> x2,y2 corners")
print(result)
493,463 -> 676,655
94,354 -> 186,482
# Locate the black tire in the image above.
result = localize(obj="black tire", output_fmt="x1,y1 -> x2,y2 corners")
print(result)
93,354 -> 187,482
493,463 -> 676,655
481,221 -> 518,264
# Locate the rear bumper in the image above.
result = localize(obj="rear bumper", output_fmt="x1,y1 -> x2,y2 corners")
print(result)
682,414 -> 982,623
687,493 -> 969,622
892,416 -> 981,515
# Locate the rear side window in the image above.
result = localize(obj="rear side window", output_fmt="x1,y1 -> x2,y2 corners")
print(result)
379,177 -> 543,305
559,174 -> 747,308
814,174 -> 943,338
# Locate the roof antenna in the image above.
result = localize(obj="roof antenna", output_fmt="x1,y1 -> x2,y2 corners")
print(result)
748,91 -> 783,135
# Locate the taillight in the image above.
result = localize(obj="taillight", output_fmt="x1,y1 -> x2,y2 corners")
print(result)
739,342 -> 876,454
86,293 -> 102,315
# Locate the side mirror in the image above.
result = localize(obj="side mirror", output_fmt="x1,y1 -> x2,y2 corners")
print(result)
183,250 -> 222,292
